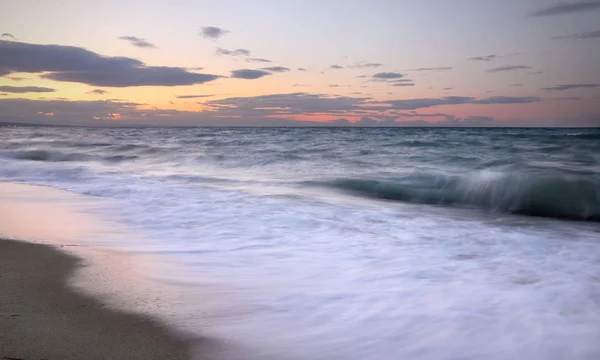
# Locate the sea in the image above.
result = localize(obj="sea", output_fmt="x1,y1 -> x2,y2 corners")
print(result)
1,126 -> 600,360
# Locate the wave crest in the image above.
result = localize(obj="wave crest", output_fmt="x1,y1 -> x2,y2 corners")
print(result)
321,172 -> 600,221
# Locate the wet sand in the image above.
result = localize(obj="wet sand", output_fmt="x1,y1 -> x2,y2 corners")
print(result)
0,238 -> 198,360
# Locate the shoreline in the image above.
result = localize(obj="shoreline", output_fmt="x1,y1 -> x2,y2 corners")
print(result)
0,237 -> 201,360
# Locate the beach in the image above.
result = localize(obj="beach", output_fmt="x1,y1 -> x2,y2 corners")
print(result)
0,238 -> 197,360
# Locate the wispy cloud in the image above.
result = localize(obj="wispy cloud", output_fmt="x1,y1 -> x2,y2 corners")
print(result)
118,36 -> 156,48
407,67 -> 452,71
0,40 -> 220,87
246,58 -> 272,63
552,30 -> 600,40
1,33 -> 15,40
262,66 -> 290,72
469,55 -> 497,61
541,84 -> 599,91
0,86 -> 55,93
487,65 -> 532,72
529,0 -> 600,17
176,94 -> 215,99
297,68 -> 307,71
393,83 -> 415,87
329,64 -> 344,69
351,62 -> 383,69
87,89 -> 108,95
200,26 -> 229,39
216,48 -> 250,56
372,72 -> 405,79
230,69 -> 271,79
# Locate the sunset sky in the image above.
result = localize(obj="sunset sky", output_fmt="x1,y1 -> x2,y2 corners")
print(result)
1,0 -> 599,127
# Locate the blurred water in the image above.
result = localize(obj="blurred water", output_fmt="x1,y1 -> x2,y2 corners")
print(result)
1,126 -> 600,359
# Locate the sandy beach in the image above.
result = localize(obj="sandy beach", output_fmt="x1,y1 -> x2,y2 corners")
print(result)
0,238 -> 198,360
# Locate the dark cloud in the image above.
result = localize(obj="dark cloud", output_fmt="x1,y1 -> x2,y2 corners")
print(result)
529,1 -> 600,17
373,95 -> 540,110
351,62 -> 383,69
487,65 -> 532,72
230,69 -> 271,79
1,33 -> 15,40
216,48 -> 250,56
4,76 -> 25,81
469,55 -> 497,61
0,40 -> 220,87
262,66 -> 291,72
205,92 -> 370,115
407,67 -> 452,71
541,84 -> 599,91
200,26 -> 229,39
0,86 -> 55,93
87,89 -> 108,95
556,96 -> 583,100
329,64 -> 344,69
297,68 -> 307,71
552,30 -> 600,40
246,58 -> 272,63
118,36 -> 156,48
373,72 -> 405,79
471,96 -> 540,104
176,94 -> 214,99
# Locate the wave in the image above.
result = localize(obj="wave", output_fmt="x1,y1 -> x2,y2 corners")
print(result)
316,171 -> 600,221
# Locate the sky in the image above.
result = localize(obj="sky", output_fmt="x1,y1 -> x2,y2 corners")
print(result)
1,0 -> 599,127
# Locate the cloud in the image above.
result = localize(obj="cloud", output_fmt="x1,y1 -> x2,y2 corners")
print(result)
329,64 -> 344,69
529,1 -> 600,16
328,84 -> 350,87
0,40 -> 220,87
200,26 -> 229,39
529,71 -> 543,75
297,68 -> 307,71
118,36 -> 156,48
510,84 -> 524,87
246,58 -> 272,63
541,84 -> 599,91
373,72 -> 405,79
393,83 -> 415,87
471,96 -> 540,104
1,33 -> 15,40
556,96 -> 583,100
444,87 -> 454,90
216,48 -> 250,56
0,86 -> 55,93
176,94 -> 214,99
487,65 -> 532,72
552,30 -> 600,40
469,55 -> 497,61
407,67 -> 452,71
230,69 -> 271,79
262,66 -> 290,72
351,62 -> 383,69
4,76 -> 25,81
87,89 -> 108,95
373,95 -> 540,110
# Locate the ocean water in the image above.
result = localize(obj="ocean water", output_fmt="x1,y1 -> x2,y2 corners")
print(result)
1,126 -> 600,359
